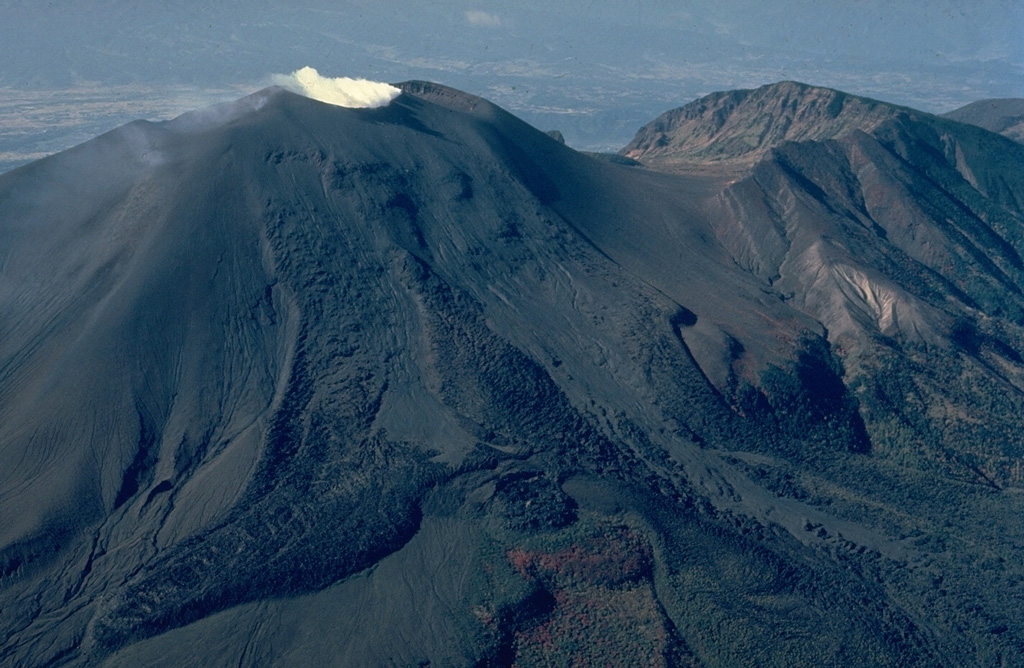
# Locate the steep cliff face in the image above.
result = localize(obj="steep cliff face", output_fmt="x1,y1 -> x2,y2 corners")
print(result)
2,82 -> 1024,667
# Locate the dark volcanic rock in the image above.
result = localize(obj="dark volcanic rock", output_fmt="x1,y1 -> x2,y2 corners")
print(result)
2,81 -> 1024,667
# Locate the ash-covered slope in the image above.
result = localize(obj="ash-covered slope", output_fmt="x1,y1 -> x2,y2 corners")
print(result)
943,98 -> 1024,144
1,82 -> 1024,667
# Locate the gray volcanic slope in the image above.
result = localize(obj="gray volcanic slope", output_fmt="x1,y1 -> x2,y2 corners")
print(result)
2,81 -> 1024,666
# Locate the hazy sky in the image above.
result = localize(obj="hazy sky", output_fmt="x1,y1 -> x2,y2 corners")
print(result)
1,1 -> 1021,169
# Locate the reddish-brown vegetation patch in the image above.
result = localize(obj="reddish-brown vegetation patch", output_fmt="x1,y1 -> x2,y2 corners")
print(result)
505,523 -> 682,666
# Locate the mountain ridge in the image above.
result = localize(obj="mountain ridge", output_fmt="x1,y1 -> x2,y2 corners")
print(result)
620,81 -> 903,165
618,80 -> 1024,172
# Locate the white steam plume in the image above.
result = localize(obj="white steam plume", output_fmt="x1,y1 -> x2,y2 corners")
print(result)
271,67 -> 400,108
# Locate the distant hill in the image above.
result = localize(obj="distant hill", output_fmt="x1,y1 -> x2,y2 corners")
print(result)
942,98 -> 1024,144
621,81 -> 905,166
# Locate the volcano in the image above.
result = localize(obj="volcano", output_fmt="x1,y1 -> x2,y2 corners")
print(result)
2,80 -> 1024,667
